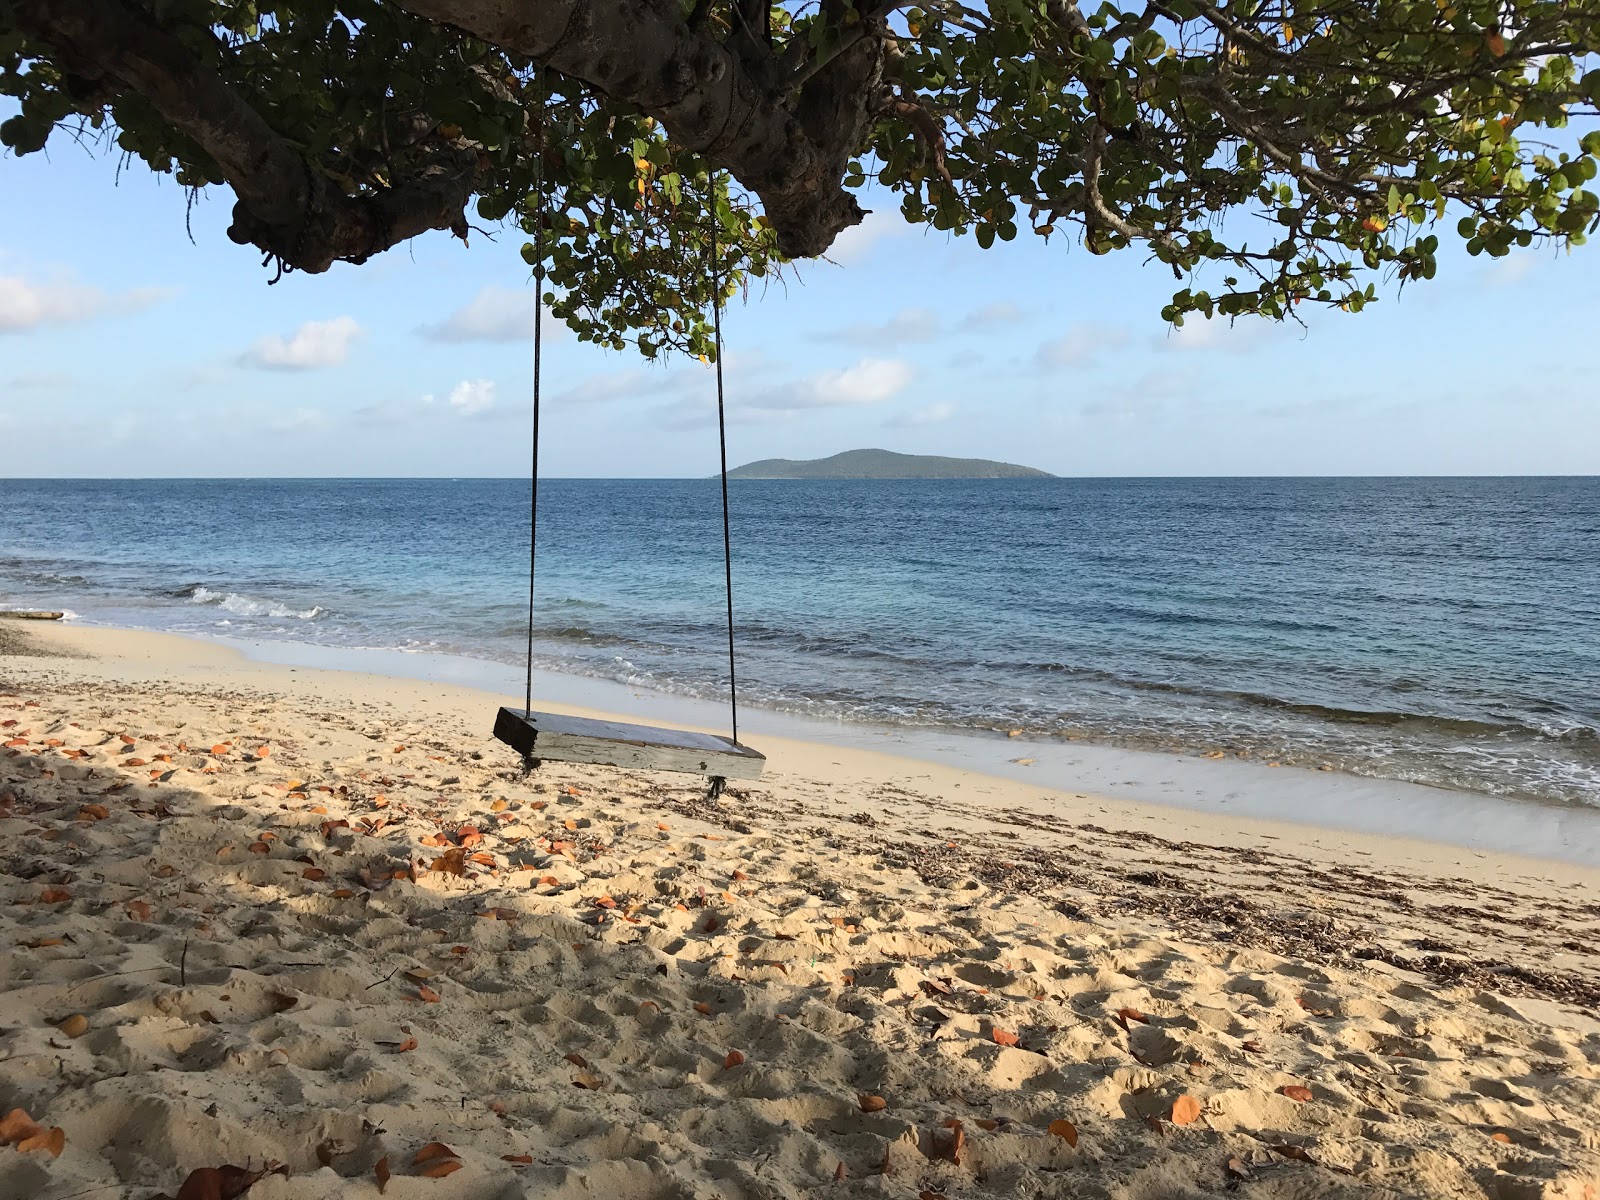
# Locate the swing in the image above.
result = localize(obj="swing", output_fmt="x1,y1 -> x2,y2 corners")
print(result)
493,117 -> 763,796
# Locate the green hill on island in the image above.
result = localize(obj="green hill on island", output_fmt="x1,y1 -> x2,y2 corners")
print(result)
725,449 -> 1053,480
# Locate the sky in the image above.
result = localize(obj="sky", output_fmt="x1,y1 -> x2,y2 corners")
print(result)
2,134 -> 1599,477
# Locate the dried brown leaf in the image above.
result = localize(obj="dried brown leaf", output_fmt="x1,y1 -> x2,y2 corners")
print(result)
991,1028 -> 1020,1047
858,1094 -> 887,1113
1047,1118 -> 1078,1146
1279,1084 -> 1313,1103
374,1156 -> 391,1193
57,1013 -> 89,1038
1170,1095 -> 1202,1126
0,1108 -> 41,1144
413,1142 -> 459,1166
723,1049 -> 745,1070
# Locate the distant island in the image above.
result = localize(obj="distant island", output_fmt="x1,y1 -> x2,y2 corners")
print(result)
726,448 -> 1053,480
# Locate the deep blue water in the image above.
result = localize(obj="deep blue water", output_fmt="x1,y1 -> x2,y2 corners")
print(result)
1,477 -> 1596,805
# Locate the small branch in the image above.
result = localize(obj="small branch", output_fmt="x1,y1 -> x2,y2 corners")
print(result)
888,96 -> 955,189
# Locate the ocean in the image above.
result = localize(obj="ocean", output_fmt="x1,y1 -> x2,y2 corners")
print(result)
1,476 -> 1596,806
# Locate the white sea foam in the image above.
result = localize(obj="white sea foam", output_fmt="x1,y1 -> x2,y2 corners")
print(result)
186,586 -> 324,621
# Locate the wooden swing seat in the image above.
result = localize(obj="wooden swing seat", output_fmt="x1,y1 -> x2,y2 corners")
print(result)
493,707 -> 765,781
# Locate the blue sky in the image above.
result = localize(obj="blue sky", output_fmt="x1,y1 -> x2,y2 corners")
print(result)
2,137 -> 1598,477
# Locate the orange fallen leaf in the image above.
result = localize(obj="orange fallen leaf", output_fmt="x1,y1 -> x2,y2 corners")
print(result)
210,744 -> 229,756
173,1164 -> 265,1200
1491,1131 -> 1512,1144
1280,1084 -> 1313,1103
57,1013 -> 89,1038
538,875 -> 559,887
125,900 -> 151,920
1170,1095 -> 1202,1126
375,1156 -> 391,1193
991,1028 -> 1020,1047
24,937 -> 65,949
419,1160 -> 463,1178
731,870 -> 749,882
17,1127 -> 65,1157
418,984 -> 440,1003
413,1142 -> 459,1166
78,803 -> 110,821
934,1119 -> 965,1164
571,1072 -> 602,1090
694,1002 -> 713,1015
331,888 -> 355,899
656,821 -> 670,831
595,895 -> 617,909
1116,1006 -> 1149,1028
392,745 -> 405,753
394,1037 -> 418,1053
248,841 -> 271,855
0,1108 -> 42,1144
1047,1118 -> 1078,1146
429,847 -> 467,876
302,867 -> 327,881
490,798 -> 508,813
39,887 -> 71,904
564,1052 -> 589,1068
858,1094 -> 887,1113
502,1153 -> 533,1164
723,1049 -> 745,1070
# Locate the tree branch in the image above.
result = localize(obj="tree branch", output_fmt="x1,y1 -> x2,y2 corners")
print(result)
390,0 -> 872,257
13,0 -> 479,273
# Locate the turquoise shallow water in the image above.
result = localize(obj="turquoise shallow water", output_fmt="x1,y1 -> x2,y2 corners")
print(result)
1,476 -> 1596,805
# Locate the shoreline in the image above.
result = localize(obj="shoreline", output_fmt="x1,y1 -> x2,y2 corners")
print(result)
36,616 -> 1600,867
6,619 -> 1600,1198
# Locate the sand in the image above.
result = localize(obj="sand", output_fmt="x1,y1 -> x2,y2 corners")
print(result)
3,623 -> 1600,1200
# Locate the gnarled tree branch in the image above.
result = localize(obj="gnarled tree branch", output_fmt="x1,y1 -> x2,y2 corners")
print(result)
388,0 -> 872,257
12,0 -> 479,273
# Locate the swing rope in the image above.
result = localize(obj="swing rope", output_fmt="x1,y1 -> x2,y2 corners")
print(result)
520,117 -> 742,752
524,68 -> 547,722
709,189 -> 741,748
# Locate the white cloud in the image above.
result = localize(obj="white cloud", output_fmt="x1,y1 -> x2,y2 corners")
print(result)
746,357 -> 915,411
1035,324 -> 1129,369
1158,316 -> 1270,354
241,316 -> 362,369
963,302 -> 1022,331
0,272 -> 171,333
1478,253 -> 1539,289
5,370 -> 74,392
820,307 -> 939,347
886,401 -> 956,427
552,369 -> 655,406
447,378 -> 496,416
267,407 -> 326,433
421,286 -> 564,343
826,210 -> 913,265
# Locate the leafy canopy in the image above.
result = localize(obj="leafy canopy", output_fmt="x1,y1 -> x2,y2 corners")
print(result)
3,0 -> 1598,358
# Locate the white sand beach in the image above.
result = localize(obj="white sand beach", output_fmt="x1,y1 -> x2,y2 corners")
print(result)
3,622 -> 1600,1199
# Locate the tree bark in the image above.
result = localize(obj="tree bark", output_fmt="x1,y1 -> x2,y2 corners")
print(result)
16,0 -> 491,272
387,0 -> 872,257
